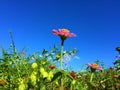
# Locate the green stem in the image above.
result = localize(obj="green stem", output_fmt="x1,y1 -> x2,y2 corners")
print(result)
90,73 -> 94,82
60,77 -> 63,90
60,46 -> 63,90
60,40 -> 64,90
60,45 -> 63,70
12,58 -> 21,78
9,31 -> 16,54
70,84 -> 72,90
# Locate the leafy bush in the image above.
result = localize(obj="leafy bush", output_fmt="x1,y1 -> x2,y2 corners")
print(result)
0,30 -> 120,90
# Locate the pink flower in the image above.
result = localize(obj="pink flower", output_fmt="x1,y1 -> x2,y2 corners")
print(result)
52,29 -> 76,39
21,52 -> 26,55
70,70 -> 77,79
112,74 -> 118,78
86,63 -> 102,71
52,29 -> 76,46
49,65 -> 56,69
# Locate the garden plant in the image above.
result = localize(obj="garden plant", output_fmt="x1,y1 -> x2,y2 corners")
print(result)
0,29 -> 120,90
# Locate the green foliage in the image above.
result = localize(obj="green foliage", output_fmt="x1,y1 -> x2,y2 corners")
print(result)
0,32 -> 120,90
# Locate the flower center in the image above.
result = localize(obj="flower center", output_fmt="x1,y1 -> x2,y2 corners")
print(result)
92,64 -> 98,67
61,29 -> 70,32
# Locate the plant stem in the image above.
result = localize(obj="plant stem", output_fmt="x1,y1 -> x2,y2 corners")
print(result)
90,73 -> 94,82
60,45 -> 63,90
60,45 -> 63,70
9,31 -> 16,54
60,77 -> 63,90
60,40 -> 64,90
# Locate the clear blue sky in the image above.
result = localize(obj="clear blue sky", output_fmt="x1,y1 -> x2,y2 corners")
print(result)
0,0 -> 120,71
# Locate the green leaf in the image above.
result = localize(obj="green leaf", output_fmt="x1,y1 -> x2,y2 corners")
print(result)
116,47 -> 120,51
66,74 -> 74,80
51,71 -> 63,82
42,49 -> 48,55
114,60 -> 120,64
88,81 -> 96,87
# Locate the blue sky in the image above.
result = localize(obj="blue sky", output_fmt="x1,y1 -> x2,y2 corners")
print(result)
0,0 -> 120,71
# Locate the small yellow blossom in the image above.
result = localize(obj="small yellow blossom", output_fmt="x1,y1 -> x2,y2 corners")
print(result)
18,83 -> 26,90
18,78 -> 28,90
71,80 -> 76,85
48,71 -> 53,78
47,71 -> 54,81
30,73 -> 37,86
31,62 -> 38,69
40,67 -> 45,73
17,78 -> 24,84
42,72 -> 48,78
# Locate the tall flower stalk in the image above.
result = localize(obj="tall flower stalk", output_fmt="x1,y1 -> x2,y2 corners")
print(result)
52,29 -> 76,90
52,28 -> 76,70
60,45 -> 64,70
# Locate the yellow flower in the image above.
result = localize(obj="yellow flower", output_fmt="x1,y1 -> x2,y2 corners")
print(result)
42,72 -> 48,78
39,67 -> 49,78
30,73 -> 37,86
18,83 -> 26,90
17,78 -> 24,85
48,71 -> 53,78
18,78 -> 28,90
47,77 -> 51,81
31,62 -> 38,69
40,67 -> 45,73
71,80 -> 76,85
47,71 -> 54,81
